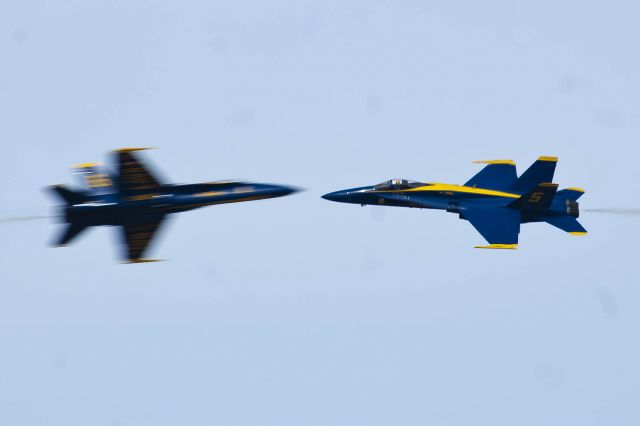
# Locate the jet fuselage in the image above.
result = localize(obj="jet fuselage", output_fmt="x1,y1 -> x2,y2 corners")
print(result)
63,182 -> 297,227
322,181 -> 577,222
322,157 -> 586,249
49,148 -> 300,262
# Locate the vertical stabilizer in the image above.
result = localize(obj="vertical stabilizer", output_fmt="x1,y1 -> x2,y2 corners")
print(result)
72,163 -> 114,196
510,156 -> 557,194
49,185 -> 84,205
509,182 -> 558,210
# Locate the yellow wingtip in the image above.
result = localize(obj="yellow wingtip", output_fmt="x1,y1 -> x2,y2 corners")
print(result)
473,159 -> 516,165
123,258 -> 164,264
116,147 -> 155,153
569,232 -> 587,236
565,187 -> 586,193
71,162 -> 102,169
475,244 -> 518,250
538,156 -> 558,162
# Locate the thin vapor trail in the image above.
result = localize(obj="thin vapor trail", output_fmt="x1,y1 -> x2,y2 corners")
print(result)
0,215 -> 49,224
583,209 -> 640,216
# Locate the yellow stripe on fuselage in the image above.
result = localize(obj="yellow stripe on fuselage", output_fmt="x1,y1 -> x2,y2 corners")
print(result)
194,191 -> 225,197
391,183 -> 520,199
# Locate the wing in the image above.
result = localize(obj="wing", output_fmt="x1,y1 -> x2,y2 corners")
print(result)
119,216 -> 166,263
115,148 -> 162,194
461,206 -> 521,249
465,160 -> 517,191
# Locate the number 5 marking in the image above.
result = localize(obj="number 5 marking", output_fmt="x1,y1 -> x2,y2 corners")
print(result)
529,192 -> 543,203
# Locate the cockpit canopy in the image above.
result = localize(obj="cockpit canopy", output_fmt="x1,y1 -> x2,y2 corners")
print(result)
374,179 -> 426,191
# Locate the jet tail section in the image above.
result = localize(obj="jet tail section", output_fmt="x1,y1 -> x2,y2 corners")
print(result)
509,182 -> 558,210
53,223 -> 88,246
510,156 -> 557,194
72,163 -> 114,196
49,185 -> 84,205
545,216 -> 587,235
556,187 -> 585,201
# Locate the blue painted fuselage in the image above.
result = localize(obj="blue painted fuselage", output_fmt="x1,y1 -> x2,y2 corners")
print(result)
65,182 -> 297,226
49,147 -> 300,262
322,164 -> 586,249
322,183 -> 576,220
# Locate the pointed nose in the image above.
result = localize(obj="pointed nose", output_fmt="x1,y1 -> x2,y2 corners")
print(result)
269,184 -> 301,198
322,190 -> 349,202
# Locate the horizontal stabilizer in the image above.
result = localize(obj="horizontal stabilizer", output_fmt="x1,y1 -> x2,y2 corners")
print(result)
465,160 -> 517,191
510,156 -> 557,193
545,216 -> 587,235
556,187 -> 585,201
53,223 -> 88,246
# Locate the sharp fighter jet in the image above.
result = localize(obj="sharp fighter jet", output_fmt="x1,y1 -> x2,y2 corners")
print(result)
48,148 -> 299,262
322,156 -> 586,249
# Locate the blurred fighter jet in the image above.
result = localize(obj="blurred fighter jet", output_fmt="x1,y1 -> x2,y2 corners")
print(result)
322,156 -> 586,249
48,148 -> 299,262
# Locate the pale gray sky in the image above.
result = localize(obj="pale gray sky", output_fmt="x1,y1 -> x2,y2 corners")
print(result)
1,1 -> 640,425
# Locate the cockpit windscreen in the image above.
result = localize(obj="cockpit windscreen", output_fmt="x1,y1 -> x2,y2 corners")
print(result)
374,179 -> 426,190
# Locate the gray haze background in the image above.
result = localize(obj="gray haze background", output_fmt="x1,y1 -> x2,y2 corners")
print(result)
1,1 -> 639,425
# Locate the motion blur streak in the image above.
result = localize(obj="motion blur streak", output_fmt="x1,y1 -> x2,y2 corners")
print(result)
584,209 -> 640,216
0,215 -> 49,224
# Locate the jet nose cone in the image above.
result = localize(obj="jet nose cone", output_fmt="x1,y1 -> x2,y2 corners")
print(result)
270,184 -> 302,197
322,190 -> 349,202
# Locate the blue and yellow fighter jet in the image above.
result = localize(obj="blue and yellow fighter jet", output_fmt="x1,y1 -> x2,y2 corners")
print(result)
48,148 -> 299,262
322,156 -> 586,249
